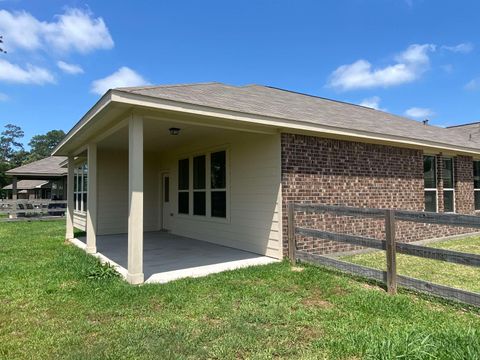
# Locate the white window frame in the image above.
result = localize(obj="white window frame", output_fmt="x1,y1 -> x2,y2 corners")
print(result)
73,162 -> 87,214
442,157 -> 455,213
424,155 -> 438,213
177,147 -> 230,223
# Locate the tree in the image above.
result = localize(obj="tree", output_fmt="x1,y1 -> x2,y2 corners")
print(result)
0,124 -> 24,163
26,129 -> 66,163
0,124 -> 24,193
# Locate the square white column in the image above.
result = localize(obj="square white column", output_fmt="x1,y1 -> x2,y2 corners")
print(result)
86,143 -> 97,254
127,114 -> 144,284
66,156 -> 75,239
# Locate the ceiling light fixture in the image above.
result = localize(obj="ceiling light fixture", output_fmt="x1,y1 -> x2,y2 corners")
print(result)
169,127 -> 180,135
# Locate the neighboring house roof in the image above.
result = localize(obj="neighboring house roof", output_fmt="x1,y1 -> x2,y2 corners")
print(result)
6,156 -> 68,177
3,180 -> 49,190
53,82 -> 480,156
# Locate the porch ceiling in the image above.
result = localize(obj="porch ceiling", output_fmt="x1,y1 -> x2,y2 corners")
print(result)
97,117 -> 261,153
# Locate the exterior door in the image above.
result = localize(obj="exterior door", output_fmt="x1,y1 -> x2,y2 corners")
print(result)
162,173 -> 171,230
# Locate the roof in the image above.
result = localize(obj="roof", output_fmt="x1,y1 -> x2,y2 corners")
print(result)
115,83 -> 480,150
446,122 -> 480,142
3,180 -> 49,190
6,156 -> 67,178
54,82 -> 480,156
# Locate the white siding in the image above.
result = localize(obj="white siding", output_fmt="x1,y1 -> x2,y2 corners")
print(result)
73,212 -> 86,231
96,150 -> 161,235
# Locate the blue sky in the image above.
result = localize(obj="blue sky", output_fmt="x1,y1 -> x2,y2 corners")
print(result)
1,0 -> 480,146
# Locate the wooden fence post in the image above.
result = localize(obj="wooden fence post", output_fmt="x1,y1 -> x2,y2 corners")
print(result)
385,209 -> 397,295
288,202 -> 296,265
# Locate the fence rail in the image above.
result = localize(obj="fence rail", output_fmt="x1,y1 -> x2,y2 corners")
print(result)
288,203 -> 480,307
0,199 -> 67,217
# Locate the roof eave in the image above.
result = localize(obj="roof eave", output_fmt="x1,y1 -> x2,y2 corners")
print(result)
52,90 -> 114,156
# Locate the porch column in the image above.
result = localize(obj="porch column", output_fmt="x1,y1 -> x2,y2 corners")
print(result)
86,143 -> 98,254
127,114 -> 144,284
66,156 -> 75,239
10,176 -> 17,218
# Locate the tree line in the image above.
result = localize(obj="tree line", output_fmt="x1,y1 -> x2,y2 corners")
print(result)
0,123 -> 65,189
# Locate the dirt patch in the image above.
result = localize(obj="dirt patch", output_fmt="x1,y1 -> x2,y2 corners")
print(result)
301,290 -> 334,309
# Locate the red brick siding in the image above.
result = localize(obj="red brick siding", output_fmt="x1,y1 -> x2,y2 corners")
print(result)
281,133 -> 476,257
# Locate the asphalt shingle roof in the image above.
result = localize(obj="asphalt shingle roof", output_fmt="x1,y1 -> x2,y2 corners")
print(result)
6,156 -> 67,177
116,83 -> 480,150
3,180 -> 49,190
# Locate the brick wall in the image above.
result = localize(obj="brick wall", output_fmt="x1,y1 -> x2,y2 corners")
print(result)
281,133 -> 476,257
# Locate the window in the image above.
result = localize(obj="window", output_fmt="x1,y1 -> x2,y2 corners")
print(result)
177,149 -> 227,219
442,157 -> 455,212
74,162 -> 88,213
178,158 -> 189,214
211,151 -> 227,218
424,155 -> 437,212
193,155 -> 206,215
474,161 -> 480,210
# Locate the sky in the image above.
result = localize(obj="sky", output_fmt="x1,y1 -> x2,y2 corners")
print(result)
1,0 -> 480,147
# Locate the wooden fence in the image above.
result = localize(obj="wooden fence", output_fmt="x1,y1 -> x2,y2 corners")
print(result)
0,199 -> 67,219
288,203 -> 480,307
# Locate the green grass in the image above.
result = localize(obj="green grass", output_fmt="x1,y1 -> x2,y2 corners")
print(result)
1,221 -> 480,360
343,236 -> 480,293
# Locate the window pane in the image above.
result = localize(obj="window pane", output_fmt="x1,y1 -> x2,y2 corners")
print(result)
178,192 -> 189,214
73,194 -> 78,211
164,177 -> 169,203
424,190 -> 437,212
83,193 -> 87,211
74,171 -> 78,192
444,190 -> 454,212
211,151 -> 226,189
211,191 -> 226,218
193,155 -> 206,189
475,192 -> 480,210
442,158 -> 454,189
178,159 -> 189,190
423,156 -> 436,189
193,191 -> 206,216
474,161 -> 480,189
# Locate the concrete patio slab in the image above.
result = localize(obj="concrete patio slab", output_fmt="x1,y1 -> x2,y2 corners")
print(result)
73,231 -> 279,283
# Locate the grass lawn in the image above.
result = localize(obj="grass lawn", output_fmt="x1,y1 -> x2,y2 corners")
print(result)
343,236 -> 480,293
1,222 -> 480,360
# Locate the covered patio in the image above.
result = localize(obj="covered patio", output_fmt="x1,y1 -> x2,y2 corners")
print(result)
72,231 -> 278,283
55,86 -> 283,285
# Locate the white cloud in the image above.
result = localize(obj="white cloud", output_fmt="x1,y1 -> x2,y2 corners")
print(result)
327,44 -> 436,91
91,67 -> 150,95
0,8 -> 113,54
442,43 -> 474,54
359,96 -> 385,111
0,59 -> 55,84
0,92 -> 9,101
465,78 -> 480,91
57,60 -> 84,74
404,107 -> 434,119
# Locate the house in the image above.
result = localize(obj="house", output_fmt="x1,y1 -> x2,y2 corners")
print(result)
52,83 -> 480,284
4,156 -> 68,200
3,180 -> 52,200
